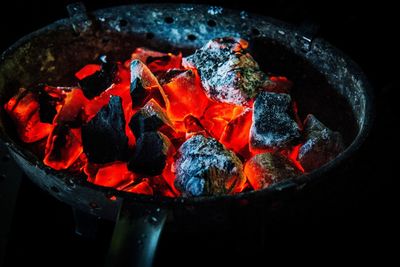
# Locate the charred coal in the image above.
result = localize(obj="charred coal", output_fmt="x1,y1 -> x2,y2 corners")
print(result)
79,55 -> 117,99
129,99 -> 174,138
35,84 -> 64,123
81,96 -> 129,163
244,152 -> 301,190
128,131 -> 173,176
298,114 -> 344,172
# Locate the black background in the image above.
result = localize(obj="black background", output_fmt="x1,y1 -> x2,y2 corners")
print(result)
0,0 -> 398,266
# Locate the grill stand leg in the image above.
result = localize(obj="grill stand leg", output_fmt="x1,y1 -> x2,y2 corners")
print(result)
72,208 -> 99,239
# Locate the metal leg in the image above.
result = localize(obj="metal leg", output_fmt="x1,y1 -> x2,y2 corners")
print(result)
72,208 -> 99,239
105,201 -> 168,267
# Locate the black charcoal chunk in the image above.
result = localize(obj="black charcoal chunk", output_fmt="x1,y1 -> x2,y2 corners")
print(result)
82,96 -> 129,163
244,152 -> 301,190
183,37 -> 271,106
130,60 -> 166,108
128,131 -> 173,176
79,55 -> 117,99
250,92 -> 300,151
129,99 -> 174,138
298,114 -> 344,172
35,84 -> 61,123
130,77 -> 147,107
175,135 -> 245,197
158,69 -> 186,84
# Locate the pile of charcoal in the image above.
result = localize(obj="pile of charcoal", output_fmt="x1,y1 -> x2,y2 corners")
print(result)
3,37 -> 344,197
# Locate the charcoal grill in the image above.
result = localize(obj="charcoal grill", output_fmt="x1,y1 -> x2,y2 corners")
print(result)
0,3 -> 373,267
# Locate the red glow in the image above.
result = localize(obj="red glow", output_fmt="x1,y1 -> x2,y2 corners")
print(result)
4,46 -> 307,198
4,88 -> 53,143
285,144 -> 305,173
162,69 -> 209,121
92,161 -> 136,188
122,178 -> 153,195
125,47 -> 182,74
268,76 -> 293,94
43,126 -> 83,170
220,108 -> 252,153
75,64 -> 101,80
55,88 -> 88,125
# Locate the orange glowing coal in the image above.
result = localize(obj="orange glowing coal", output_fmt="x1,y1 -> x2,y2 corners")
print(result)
3,44 -> 306,197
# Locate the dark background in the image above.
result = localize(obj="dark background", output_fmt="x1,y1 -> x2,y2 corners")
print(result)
0,0 -> 398,266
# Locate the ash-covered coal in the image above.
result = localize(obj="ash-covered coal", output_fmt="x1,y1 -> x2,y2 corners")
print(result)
183,37 -> 271,106
175,135 -> 245,197
129,99 -> 174,138
298,114 -> 344,172
128,131 -> 174,176
250,91 -> 300,151
244,152 -> 301,190
79,55 -> 117,99
82,96 -> 129,163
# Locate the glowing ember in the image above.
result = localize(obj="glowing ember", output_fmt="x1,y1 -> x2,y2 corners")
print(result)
2,37 -> 345,198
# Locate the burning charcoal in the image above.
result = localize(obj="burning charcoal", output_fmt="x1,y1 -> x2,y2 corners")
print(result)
127,47 -> 182,74
79,55 -> 117,99
122,178 -> 153,195
129,99 -> 174,138
4,88 -> 53,143
54,88 -> 88,127
184,115 -> 210,138
175,135 -> 246,197
35,84 -> 65,123
244,152 -> 301,190
183,37 -> 271,106
250,92 -> 300,152
43,125 -> 83,170
220,107 -> 252,153
200,102 -> 238,139
128,131 -> 174,176
130,60 -> 169,108
75,64 -> 101,80
90,162 -> 136,188
158,69 -> 186,84
148,175 -> 177,197
162,69 -> 209,121
298,114 -> 345,172
81,96 -> 129,164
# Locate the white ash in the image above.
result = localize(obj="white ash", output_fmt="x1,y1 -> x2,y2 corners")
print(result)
250,91 -> 300,151
183,37 -> 272,106
174,135 -> 246,197
298,114 -> 344,172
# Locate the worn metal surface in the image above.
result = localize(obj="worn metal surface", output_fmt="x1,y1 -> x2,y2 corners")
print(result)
0,3 -> 373,220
